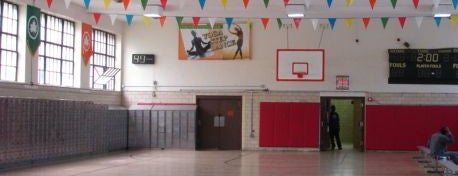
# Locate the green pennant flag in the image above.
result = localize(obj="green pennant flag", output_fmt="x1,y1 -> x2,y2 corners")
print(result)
381,17 -> 389,29
277,18 -> 282,29
390,0 -> 397,9
176,16 -> 183,28
141,0 -> 148,10
27,5 -> 41,55
263,0 -> 269,8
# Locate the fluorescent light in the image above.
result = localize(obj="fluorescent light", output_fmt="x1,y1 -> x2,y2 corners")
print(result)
287,13 -> 304,18
286,4 -> 305,18
144,13 -> 161,18
434,13 -> 451,18
143,5 -> 163,18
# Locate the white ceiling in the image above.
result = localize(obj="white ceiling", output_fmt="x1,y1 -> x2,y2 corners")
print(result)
73,0 -> 454,19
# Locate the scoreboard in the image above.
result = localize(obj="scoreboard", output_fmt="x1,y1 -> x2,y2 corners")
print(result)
388,48 -> 458,84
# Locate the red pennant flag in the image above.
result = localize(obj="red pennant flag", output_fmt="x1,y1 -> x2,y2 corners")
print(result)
161,0 -> 168,9
261,18 -> 269,29
362,17 -> 370,29
283,0 -> 290,6
192,17 -> 200,26
412,0 -> 419,9
46,0 -> 53,8
93,13 -> 101,24
398,17 -> 406,28
369,0 -> 376,9
293,18 -> 301,28
243,0 -> 250,8
159,16 -> 166,27
123,0 -> 130,10
81,23 -> 93,66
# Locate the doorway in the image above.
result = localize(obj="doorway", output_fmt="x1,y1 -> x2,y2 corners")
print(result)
320,97 -> 365,151
196,96 -> 242,150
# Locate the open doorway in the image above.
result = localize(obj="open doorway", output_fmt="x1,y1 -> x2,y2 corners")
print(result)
320,97 -> 365,151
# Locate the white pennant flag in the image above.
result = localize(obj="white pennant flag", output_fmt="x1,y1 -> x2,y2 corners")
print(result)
311,19 -> 319,31
208,18 -> 216,29
64,0 -> 72,8
180,0 -> 186,9
109,14 -> 117,25
304,0 -> 311,9
415,16 -> 423,28
433,0 -> 440,9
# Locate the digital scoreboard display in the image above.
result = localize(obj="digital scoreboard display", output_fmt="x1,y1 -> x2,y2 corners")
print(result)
388,48 -> 458,84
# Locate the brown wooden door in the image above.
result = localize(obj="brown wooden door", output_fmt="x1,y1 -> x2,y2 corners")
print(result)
353,99 -> 365,151
320,97 -> 331,151
197,96 -> 242,150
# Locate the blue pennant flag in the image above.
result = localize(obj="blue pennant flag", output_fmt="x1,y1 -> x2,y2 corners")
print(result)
434,17 -> 442,27
84,0 -> 91,9
328,18 -> 336,30
453,0 -> 458,9
327,0 -> 333,8
225,17 -> 233,29
199,0 -> 206,10
126,14 -> 134,26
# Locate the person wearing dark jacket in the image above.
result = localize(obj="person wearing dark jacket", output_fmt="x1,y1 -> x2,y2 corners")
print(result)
328,105 -> 342,150
429,126 -> 458,163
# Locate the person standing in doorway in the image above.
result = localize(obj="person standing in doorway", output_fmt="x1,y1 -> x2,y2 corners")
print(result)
328,105 -> 342,150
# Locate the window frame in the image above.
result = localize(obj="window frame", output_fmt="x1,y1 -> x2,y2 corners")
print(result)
90,28 -> 117,91
0,1 -> 19,82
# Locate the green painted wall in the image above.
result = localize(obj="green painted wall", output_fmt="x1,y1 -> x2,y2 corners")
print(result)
331,100 -> 354,144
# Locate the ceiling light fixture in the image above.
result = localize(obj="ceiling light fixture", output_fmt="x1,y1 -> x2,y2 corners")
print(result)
144,5 -> 163,18
286,4 -> 305,18
433,3 -> 452,18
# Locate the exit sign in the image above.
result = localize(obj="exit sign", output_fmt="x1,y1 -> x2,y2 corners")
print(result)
336,75 -> 349,90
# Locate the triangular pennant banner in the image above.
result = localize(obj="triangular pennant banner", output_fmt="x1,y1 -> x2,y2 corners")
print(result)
381,17 -> 389,29
141,0 -> 148,10
126,14 -> 134,26
305,0 -> 311,9
362,18 -> 370,29
415,16 -> 423,28
46,0 -> 53,8
199,0 -> 206,9
159,16 -> 166,27
390,0 -> 397,9
261,18 -> 269,29
277,18 -> 282,29
293,18 -> 301,29
123,0 -> 130,10
83,0 -> 90,9
161,0 -> 168,9
246,18 -> 252,28
93,13 -> 101,24
176,16 -> 184,28
412,0 -> 419,9
225,17 -> 233,29
109,14 -> 117,25
327,0 -> 333,8
263,0 -> 269,8
311,19 -> 318,31
208,18 -> 216,28
192,17 -> 200,26
398,17 -> 406,28
344,18 -> 353,29
369,0 -> 376,9
81,23 -> 93,66
433,0 -> 439,9
453,0 -> 458,9
180,0 -> 186,9
64,0 -> 72,8
143,16 -> 150,25
346,0 -> 353,7
434,17 -> 442,27
103,0 -> 111,9
328,18 -> 336,30
283,0 -> 290,6
220,0 -> 228,8
451,15 -> 458,25
243,0 -> 250,8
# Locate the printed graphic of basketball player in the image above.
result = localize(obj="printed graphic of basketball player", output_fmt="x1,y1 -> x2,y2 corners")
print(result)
229,24 -> 243,59
187,30 -> 211,58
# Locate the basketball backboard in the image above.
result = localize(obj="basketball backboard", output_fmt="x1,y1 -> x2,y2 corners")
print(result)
276,49 -> 325,81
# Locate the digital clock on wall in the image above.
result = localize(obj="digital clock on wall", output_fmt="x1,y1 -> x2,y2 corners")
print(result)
132,54 -> 155,64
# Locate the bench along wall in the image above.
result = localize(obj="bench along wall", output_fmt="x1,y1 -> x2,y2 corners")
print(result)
259,102 -> 319,148
366,105 -> 458,150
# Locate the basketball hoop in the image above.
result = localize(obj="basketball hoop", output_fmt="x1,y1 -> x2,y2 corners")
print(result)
292,62 -> 308,79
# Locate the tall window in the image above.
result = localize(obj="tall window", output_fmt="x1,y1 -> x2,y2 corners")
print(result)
0,1 -> 18,81
38,13 -> 75,87
90,29 -> 116,90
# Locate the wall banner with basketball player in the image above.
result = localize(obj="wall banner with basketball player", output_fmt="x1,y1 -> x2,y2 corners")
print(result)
178,23 -> 251,60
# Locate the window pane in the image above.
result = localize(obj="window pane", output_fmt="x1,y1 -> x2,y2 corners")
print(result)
0,1 -> 18,81
90,29 -> 117,90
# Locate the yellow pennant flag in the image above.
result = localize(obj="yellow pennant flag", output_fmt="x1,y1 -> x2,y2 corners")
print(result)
220,0 -> 228,9
104,0 -> 111,8
346,0 -> 353,6
451,15 -> 458,25
245,18 -> 252,28
345,18 -> 353,28
143,16 -> 150,25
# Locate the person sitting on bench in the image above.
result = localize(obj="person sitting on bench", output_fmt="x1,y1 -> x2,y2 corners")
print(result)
428,126 -> 458,164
